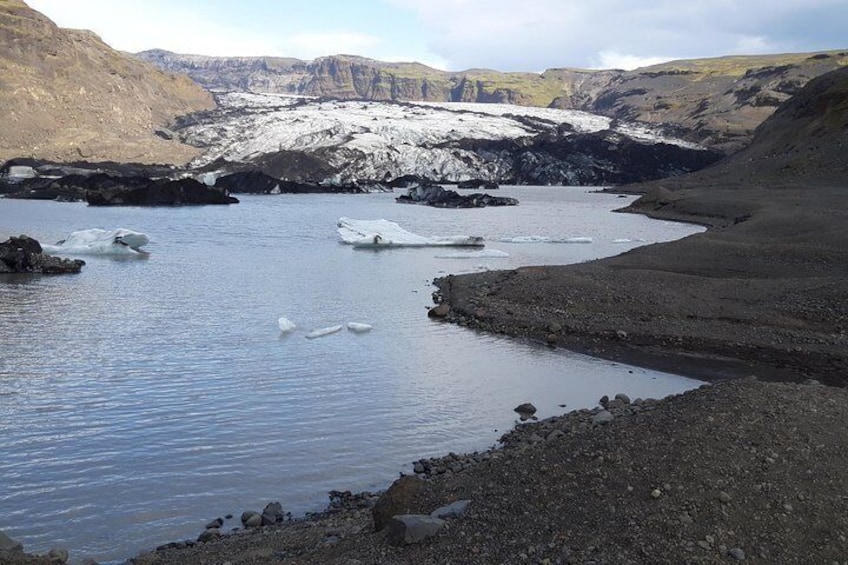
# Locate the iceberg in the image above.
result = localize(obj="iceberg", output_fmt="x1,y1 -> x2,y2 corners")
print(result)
434,249 -> 510,259
42,228 -> 150,255
338,218 -> 484,248
347,322 -> 372,333
305,325 -> 343,339
278,317 -> 297,333
499,235 -> 593,244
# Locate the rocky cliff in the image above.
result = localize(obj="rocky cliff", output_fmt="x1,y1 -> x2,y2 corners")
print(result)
137,49 -> 847,154
0,0 -> 215,164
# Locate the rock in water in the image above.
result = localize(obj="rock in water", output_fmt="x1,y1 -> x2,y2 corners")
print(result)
0,235 -> 85,274
396,184 -> 518,208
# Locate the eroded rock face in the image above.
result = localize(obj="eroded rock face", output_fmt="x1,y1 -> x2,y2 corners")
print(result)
0,236 -> 84,274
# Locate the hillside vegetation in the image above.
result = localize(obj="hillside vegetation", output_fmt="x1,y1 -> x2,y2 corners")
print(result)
0,0 -> 214,164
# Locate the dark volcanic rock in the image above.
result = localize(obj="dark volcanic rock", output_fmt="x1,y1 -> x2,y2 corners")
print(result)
214,170 -> 366,194
72,174 -> 238,206
0,236 -> 84,274
397,185 -> 518,208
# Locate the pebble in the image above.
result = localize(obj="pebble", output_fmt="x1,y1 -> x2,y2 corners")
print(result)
651,489 -> 662,499
728,547 -> 746,560
718,491 -> 732,503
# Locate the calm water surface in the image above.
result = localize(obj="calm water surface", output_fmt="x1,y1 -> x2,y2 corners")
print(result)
0,187 -> 703,563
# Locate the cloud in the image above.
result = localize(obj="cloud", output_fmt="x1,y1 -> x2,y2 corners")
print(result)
283,32 -> 382,59
389,0 -> 848,70
594,52 -> 675,71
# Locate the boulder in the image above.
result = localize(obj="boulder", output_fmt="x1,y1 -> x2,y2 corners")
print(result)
372,475 -> 425,532
514,402 -> 537,416
47,547 -> 69,563
397,184 -> 518,208
386,515 -> 445,546
240,511 -> 263,528
0,236 -> 85,274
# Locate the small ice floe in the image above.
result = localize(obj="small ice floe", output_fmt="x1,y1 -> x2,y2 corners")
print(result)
338,218 -> 484,248
499,235 -> 592,244
305,325 -> 344,339
42,228 -> 150,255
612,238 -> 645,244
277,317 -> 297,333
347,322 -> 372,333
434,249 -> 510,259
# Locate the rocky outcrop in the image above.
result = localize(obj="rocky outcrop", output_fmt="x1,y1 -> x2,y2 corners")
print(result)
81,175 -> 238,206
0,235 -> 84,274
213,170 -> 367,194
0,1 -> 214,164
397,185 -> 518,208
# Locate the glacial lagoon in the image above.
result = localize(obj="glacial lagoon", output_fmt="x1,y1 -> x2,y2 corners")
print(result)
0,187 -> 703,562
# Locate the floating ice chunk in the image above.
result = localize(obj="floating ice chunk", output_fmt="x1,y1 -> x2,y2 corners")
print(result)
277,317 -> 297,333
338,218 -> 484,248
612,238 -> 645,244
305,325 -> 343,339
42,228 -> 150,255
499,235 -> 592,244
347,322 -> 372,333
435,249 -> 510,259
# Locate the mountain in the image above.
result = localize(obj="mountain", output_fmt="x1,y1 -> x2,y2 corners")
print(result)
137,49 -> 848,153
174,93 -> 721,185
0,0 -> 214,164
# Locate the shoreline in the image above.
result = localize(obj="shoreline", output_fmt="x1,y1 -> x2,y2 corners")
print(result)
9,377 -> 840,565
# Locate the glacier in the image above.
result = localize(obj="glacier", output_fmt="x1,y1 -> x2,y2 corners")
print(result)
337,218 -> 484,248
175,93 -> 716,185
42,229 -> 150,255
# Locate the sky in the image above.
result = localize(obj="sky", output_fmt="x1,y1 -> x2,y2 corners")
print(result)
25,0 -> 848,72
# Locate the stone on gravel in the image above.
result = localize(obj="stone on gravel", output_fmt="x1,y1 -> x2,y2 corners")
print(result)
428,304 -> 451,318
241,511 -> 262,528
728,547 -> 746,560
614,393 -> 631,404
430,500 -> 471,519
263,501 -> 284,523
718,491 -> 732,503
386,515 -> 446,546
47,547 -> 69,563
205,518 -> 224,530
197,529 -> 221,543
592,410 -> 614,424
372,475 -> 425,532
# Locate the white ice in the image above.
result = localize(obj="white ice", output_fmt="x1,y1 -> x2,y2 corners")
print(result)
434,249 -> 510,259
347,322 -> 372,333
338,218 -> 485,248
499,235 -> 593,244
305,325 -> 344,339
278,317 -> 297,333
42,228 -> 150,255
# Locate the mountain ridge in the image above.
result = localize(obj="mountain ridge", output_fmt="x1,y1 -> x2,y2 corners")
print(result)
137,49 -> 848,153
